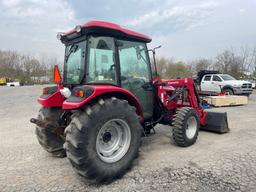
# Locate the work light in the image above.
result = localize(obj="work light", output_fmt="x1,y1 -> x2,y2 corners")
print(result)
56,32 -> 63,40
75,25 -> 82,33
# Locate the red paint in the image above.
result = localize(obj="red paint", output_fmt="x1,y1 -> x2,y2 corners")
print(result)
74,89 -> 79,97
64,20 -> 151,42
38,91 -> 65,107
38,84 -> 65,107
157,78 -> 207,126
62,85 -> 144,121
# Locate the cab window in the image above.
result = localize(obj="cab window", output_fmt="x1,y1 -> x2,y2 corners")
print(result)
87,36 -> 116,84
213,75 -> 222,82
117,40 -> 151,85
64,40 -> 86,84
204,75 -> 211,81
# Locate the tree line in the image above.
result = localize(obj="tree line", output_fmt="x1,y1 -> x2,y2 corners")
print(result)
0,50 -> 55,84
0,46 -> 256,84
156,46 -> 256,80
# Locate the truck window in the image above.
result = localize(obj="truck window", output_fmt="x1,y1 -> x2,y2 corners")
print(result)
204,75 -> 211,81
213,75 -> 222,82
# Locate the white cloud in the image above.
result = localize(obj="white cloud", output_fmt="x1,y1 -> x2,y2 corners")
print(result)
1,0 -> 21,7
239,8 -> 245,15
126,1 -> 219,31
0,0 -> 77,61
0,0 -> 255,62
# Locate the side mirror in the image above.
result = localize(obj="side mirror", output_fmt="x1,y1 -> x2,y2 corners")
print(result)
54,65 -> 62,84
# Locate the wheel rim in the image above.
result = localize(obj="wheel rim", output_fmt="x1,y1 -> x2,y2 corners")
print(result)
96,119 -> 131,163
186,116 -> 197,139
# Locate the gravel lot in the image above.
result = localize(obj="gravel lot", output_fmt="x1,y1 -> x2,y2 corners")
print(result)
0,85 -> 256,192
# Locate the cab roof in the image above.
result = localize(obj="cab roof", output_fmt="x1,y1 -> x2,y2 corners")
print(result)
62,20 -> 152,43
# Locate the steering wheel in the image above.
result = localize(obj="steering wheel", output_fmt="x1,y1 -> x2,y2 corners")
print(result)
107,64 -> 116,80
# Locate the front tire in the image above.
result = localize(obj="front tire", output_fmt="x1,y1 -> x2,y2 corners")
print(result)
64,97 -> 142,182
223,88 -> 234,95
172,107 -> 199,147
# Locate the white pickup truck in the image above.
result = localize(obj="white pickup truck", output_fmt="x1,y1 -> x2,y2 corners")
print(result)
200,73 -> 253,96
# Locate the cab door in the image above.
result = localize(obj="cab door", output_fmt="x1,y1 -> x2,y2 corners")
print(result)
117,40 -> 154,120
201,75 -> 212,92
211,75 -> 222,93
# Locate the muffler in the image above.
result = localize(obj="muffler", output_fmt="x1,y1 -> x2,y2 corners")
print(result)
201,112 -> 229,133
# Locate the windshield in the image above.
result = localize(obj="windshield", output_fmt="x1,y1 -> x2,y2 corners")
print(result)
64,40 -> 86,84
220,74 -> 236,81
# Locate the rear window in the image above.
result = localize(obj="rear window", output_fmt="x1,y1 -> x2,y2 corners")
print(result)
204,75 -> 211,81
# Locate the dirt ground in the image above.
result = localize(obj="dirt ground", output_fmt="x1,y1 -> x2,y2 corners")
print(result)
0,85 -> 256,192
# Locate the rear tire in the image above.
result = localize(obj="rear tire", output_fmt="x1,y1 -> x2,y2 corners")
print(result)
64,97 -> 142,182
172,107 -> 199,147
35,107 -> 66,157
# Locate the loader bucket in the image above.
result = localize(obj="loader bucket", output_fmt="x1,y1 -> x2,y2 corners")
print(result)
201,112 -> 229,133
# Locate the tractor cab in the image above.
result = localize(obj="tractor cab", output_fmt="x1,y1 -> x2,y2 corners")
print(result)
59,21 -> 154,120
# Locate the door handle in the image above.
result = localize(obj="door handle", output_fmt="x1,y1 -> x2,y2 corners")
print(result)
141,83 -> 153,91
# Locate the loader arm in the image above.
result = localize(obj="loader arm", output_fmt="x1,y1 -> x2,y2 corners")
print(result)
158,78 -> 229,133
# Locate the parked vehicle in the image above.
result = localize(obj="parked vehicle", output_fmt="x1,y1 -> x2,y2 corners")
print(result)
197,70 -> 253,96
30,21 -> 229,183
6,82 -> 21,87
0,77 -> 12,85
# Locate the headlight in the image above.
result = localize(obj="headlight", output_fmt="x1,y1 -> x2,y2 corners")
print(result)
233,84 -> 241,88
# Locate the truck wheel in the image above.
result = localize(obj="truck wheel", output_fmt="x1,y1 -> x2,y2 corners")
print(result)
64,97 -> 142,182
35,107 -> 66,157
172,107 -> 199,147
223,88 -> 234,95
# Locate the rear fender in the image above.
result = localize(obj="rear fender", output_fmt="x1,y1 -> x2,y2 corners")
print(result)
62,85 -> 144,122
37,85 -> 65,107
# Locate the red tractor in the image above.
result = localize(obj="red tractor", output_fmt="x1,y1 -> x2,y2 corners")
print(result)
31,21 -> 229,182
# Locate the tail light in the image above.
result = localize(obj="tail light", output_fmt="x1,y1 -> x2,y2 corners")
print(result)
74,89 -> 79,97
74,89 -> 84,98
79,90 -> 84,97
43,88 -> 49,94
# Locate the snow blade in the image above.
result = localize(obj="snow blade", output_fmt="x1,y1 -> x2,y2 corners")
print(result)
201,112 -> 229,133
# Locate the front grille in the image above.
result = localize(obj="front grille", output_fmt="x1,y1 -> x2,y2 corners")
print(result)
242,83 -> 252,88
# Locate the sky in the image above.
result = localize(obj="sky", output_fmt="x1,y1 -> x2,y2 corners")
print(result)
0,0 -> 256,63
